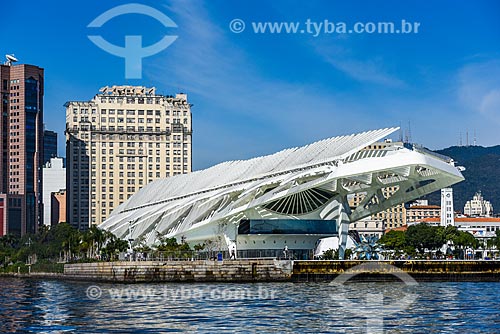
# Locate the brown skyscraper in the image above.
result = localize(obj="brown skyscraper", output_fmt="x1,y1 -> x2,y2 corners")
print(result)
0,59 -> 44,236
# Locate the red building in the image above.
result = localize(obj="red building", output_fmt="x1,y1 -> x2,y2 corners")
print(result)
0,60 -> 44,236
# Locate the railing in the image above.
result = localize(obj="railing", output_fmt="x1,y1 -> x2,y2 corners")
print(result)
120,249 -> 314,261
412,144 -> 453,163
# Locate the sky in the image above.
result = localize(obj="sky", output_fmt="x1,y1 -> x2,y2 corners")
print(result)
2,0 -> 500,170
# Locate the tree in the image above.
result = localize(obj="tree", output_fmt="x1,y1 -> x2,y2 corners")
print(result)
101,236 -> 128,260
437,225 -> 460,244
193,243 -> 205,251
321,248 -> 337,260
133,235 -> 151,253
320,248 -> 352,260
453,230 -> 479,259
379,230 -> 406,251
491,230 -> 500,250
85,225 -> 106,259
406,223 -> 445,255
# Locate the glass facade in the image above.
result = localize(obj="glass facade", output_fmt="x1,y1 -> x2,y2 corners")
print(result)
43,130 -> 58,165
238,219 -> 337,235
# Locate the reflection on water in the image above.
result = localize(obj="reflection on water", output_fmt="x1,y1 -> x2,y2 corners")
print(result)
1,278 -> 500,333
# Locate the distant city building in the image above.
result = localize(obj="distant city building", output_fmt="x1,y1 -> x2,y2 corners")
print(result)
411,199 -> 429,206
464,191 -> 493,217
65,86 -> 192,230
43,129 -> 58,165
51,190 -> 66,225
351,217 -> 385,239
0,60 -> 44,236
421,217 -> 500,239
42,158 -> 66,226
440,188 -> 455,226
406,202 -> 441,223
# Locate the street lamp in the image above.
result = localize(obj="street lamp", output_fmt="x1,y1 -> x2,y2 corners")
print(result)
26,237 -> 32,274
128,221 -> 134,261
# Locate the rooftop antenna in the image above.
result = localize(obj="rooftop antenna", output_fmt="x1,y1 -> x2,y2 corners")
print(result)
4,54 -> 18,66
407,120 -> 412,143
398,122 -> 403,142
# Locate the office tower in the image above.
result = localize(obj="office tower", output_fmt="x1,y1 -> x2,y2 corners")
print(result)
43,129 -> 57,165
0,59 -> 44,236
65,86 -> 192,230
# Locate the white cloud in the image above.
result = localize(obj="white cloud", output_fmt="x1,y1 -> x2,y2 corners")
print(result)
146,1 -> 385,169
323,56 -> 405,87
458,59 -> 500,122
143,1 -> 500,169
310,41 -> 405,87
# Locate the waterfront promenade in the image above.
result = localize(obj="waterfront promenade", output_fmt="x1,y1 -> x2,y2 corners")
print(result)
4,259 -> 500,282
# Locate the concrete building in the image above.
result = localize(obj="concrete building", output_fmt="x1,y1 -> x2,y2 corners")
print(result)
65,86 -> 192,230
351,217 -> 386,239
464,191 -> 493,217
441,188 -> 455,226
0,59 -> 44,236
51,190 -> 66,225
406,200 -> 441,223
43,129 -> 57,165
42,157 -> 66,226
421,217 -> 500,239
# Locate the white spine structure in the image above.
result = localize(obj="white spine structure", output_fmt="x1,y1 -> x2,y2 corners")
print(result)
100,127 -> 464,259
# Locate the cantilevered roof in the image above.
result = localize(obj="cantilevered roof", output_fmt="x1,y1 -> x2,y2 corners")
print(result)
118,127 -> 399,212
101,127 -> 464,247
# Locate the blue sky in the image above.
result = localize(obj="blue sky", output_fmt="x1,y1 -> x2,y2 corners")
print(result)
2,0 -> 500,170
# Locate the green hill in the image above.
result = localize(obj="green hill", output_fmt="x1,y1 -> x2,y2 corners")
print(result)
422,145 -> 500,213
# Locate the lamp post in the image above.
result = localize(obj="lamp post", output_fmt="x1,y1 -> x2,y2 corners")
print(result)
128,221 -> 134,262
26,237 -> 32,275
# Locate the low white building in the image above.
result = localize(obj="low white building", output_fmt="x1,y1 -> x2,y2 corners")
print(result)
351,217 -> 385,239
420,217 -> 500,239
42,158 -> 66,226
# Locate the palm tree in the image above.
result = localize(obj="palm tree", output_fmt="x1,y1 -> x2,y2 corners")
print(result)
86,225 -> 105,259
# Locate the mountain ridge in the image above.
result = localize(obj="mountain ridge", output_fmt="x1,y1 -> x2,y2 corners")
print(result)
422,145 -> 500,213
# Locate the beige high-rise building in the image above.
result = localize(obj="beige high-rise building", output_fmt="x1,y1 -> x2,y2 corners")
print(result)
65,86 -> 192,229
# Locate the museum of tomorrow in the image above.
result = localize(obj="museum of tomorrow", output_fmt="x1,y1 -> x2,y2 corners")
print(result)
100,127 -> 464,259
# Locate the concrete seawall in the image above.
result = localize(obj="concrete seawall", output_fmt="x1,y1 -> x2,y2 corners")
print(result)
5,260 -> 500,282
64,259 -> 293,282
292,260 -> 500,282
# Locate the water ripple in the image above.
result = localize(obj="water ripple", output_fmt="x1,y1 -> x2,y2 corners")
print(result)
1,279 -> 500,333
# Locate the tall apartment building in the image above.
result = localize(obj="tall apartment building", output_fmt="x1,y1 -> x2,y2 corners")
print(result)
65,86 -> 192,230
0,61 -> 44,236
